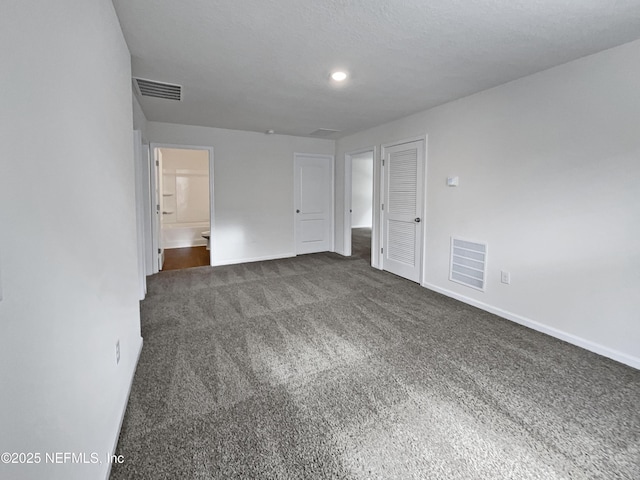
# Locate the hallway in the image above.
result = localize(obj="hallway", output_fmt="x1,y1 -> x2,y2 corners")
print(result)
351,227 -> 371,261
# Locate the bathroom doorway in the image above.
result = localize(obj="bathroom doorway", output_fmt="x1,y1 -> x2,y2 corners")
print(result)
150,144 -> 214,271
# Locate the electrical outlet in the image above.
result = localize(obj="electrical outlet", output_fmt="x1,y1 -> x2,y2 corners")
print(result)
115,340 -> 120,365
501,271 -> 511,285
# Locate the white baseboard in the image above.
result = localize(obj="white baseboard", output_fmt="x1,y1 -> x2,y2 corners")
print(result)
213,252 -> 296,267
422,282 -> 640,370
352,224 -> 372,229
164,240 -> 207,249
104,336 -> 143,480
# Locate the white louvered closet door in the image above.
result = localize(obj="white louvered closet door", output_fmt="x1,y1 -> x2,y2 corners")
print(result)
382,140 -> 424,282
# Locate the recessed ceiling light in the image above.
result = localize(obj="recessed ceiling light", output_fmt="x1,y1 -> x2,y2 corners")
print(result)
331,71 -> 348,82
265,129 -> 275,135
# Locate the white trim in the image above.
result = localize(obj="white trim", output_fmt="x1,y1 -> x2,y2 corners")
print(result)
380,134 -> 427,150
149,143 -> 215,268
163,168 -> 209,176
351,224 -> 373,229
132,130 -> 147,300
343,155 -> 351,257
374,146 -> 383,270
207,147 -> 215,267
420,135 -> 429,282
331,153 -> 335,253
149,146 -> 160,274
104,337 -> 143,480
213,252 -> 295,267
343,146 -> 376,263
422,282 -> 640,370
163,240 -> 207,249
140,141 -> 153,277
293,156 -> 298,254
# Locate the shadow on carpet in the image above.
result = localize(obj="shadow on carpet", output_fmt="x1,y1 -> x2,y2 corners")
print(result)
111,252 -> 640,479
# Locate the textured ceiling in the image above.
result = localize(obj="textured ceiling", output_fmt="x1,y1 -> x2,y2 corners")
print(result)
112,0 -> 640,138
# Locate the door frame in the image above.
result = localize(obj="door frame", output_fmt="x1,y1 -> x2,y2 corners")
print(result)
343,146 -> 377,267
139,139 -> 153,277
380,135 -> 428,282
149,143 -> 215,268
293,152 -> 335,254
133,130 -> 147,299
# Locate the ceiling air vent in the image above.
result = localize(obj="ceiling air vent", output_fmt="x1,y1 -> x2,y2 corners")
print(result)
133,78 -> 182,101
449,237 -> 487,291
309,128 -> 340,137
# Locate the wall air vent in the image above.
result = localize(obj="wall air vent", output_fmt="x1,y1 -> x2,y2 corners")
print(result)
449,237 -> 487,291
133,78 -> 182,101
309,128 -> 341,137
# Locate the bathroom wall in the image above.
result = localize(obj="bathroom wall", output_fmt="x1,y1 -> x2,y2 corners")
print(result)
160,148 -> 210,249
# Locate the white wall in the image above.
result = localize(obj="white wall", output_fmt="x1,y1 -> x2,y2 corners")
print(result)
336,39 -> 640,368
0,2 -> 142,479
132,95 -> 148,142
148,122 -> 335,264
161,147 -> 209,171
351,152 -> 374,228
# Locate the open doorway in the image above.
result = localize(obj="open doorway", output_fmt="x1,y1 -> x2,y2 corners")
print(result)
151,145 -> 214,271
345,149 -> 375,263
350,151 -> 373,261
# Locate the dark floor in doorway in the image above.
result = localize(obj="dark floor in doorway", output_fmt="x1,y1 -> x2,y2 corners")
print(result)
162,246 -> 210,271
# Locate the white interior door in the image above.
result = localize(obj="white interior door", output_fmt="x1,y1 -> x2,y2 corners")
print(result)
157,149 -> 165,269
382,140 -> 424,282
149,147 -> 159,273
141,142 -> 154,276
151,148 -> 163,272
294,154 -> 333,255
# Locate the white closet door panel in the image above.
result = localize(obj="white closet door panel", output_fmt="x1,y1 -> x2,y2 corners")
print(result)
388,150 -> 417,217
387,220 -> 416,265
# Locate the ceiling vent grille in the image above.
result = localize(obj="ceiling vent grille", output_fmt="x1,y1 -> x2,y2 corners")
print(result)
309,128 -> 340,137
133,78 -> 182,101
449,237 -> 487,291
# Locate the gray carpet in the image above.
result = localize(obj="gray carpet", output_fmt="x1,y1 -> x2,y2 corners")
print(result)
111,252 -> 640,479
351,227 -> 371,261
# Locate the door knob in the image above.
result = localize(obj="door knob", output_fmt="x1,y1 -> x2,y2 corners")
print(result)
296,209 -> 300,213
414,218 -> 421,222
